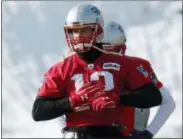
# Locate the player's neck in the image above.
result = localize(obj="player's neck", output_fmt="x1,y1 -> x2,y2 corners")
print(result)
77,47 -> 102,64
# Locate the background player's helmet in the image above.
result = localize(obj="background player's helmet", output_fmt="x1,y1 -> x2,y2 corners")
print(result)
103,21 -> 127,55
64,4 -> 104,53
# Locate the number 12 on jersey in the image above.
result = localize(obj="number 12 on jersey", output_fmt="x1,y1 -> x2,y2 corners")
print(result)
71,71 -> 114,93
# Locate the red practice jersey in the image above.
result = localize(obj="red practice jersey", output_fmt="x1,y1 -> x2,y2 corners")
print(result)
37,53 -> 152,130
127,56 -> 163,88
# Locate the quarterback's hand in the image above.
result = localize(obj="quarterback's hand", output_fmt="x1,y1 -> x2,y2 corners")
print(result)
69,82 -> 105,108
127,130 -> 153,139
91,93 -> 119,112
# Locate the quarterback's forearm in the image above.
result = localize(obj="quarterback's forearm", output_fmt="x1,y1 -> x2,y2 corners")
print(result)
145,86 -> 176,136
119,83 -> 162,108
32,96 -> 73,121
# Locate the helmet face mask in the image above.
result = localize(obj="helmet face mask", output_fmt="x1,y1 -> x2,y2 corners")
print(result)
64,4 -> 104,54
102,43 -> 123,53
102,43 -> 126,55
64,23 -> 103,53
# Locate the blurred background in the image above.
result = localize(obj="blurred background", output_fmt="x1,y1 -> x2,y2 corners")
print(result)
2,1 -> 182,138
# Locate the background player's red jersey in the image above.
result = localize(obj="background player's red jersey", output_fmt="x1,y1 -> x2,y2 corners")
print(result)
37,53 -> 152,128
119,55 -> 163,135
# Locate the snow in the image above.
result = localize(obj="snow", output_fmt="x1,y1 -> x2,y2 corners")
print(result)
2,1 -> 182,138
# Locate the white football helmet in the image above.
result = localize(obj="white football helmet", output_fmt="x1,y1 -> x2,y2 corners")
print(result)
64,4 -> 104,53
103,21 -> 127,55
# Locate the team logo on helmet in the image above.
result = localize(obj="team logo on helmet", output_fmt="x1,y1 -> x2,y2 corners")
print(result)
91,7 -> 100,15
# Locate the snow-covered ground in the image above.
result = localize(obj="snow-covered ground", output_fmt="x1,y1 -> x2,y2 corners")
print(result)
2,1 -> 182,138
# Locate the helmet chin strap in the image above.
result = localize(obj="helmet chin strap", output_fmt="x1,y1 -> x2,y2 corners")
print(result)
118,49 -> 124,56
92,43 -> 122,56
72,39 -> 122,56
